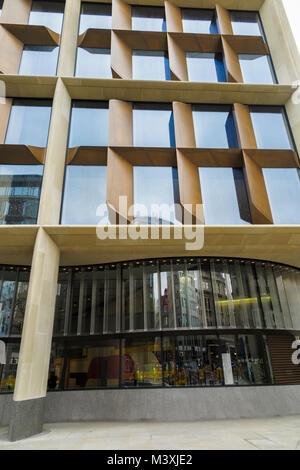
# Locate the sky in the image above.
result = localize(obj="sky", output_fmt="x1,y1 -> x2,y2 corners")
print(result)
283,0 -> 300,52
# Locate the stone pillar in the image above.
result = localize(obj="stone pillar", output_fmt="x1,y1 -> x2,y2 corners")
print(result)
8,228 -> 60,441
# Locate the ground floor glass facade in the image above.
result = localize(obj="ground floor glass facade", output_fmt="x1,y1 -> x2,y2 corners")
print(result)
45,333 -> 273,391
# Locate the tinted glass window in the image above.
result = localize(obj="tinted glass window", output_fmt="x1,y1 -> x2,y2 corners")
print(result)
29,1 -> 65,33
0,165 -> 43,225
230,11 -> 262,36
68,102 -> 109,147
79,2 -> 112,33
182,8 -> 218,34
132,51 -> 170,80
61,166 -> 108,225
239,55 -> 275,84
5,100 -> 52,147
250,107 -> 293,150
133,104 -> 175,147
75,48 -> 112,78
186,52 -> 226,82
132,6 -> 166,32
199,167 -> 251,225
263,168 -> 300,224
19,46 -> 59,76
133,166 -> 179,225
193,105 -> 238,148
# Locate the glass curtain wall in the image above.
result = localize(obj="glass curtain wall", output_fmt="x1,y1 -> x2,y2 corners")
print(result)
52,258 -> 295,336
46,333 -> 272,391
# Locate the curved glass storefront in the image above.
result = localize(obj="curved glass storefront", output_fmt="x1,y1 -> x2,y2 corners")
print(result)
53,257 -> 300,335
1,258 -> 300,393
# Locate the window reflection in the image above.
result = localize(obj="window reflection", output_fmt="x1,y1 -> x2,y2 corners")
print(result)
19,46 -> 59,76
131,6 -> 166,32
182,9 -> 218,34
263,168 -> 300,225
79,2 -> 112,34
250,107 -> 294,150
0,343 -> 20,393
61,166 -> 108,225
29,1 -> 65,33
49,341 -> 120,390
230,11 -> 263,37
132,51 -> 170,81
45,333 -> 273,391
192,105 -> 238,148
5,100 -> 52,148
133,166 -> 179,225
122,337 -> 162,387
68,101 -> 109,148
163,336 -> 224,387
133,103 -> 175,148
0,267 -> 30,338
186,52 -> 226,82
0,165 -> 43,225
75,48 -> 112,78
198,167 -> 251,225
239,54 -> 275,84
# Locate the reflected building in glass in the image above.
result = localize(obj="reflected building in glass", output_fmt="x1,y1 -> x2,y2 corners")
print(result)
1,0 -> 300,441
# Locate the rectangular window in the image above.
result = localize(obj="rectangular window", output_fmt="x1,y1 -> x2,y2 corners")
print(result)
182,8 -> 218,34
75,48 -> 112,78
19,45 -> 59,76
79,2 -> 112,34
0,165 -> 43,225
29,1 -> 65,33
250,107 -> 294,150
61,166 -> 108,225
230,11 -> 263,37
239,54 -> 275,84
198,167 -> 251,225
68,101 -> 109,148
192,105 -> 238,148
263,168 -> 300,224
133,103 -> 175,147
133,166 -> 179,225
131,6 -> 166,32
132,50 -> 170,81
186,52 -> 226,82
5,99 -> 52,148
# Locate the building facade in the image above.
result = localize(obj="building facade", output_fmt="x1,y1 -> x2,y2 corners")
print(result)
0,0 -> 300,441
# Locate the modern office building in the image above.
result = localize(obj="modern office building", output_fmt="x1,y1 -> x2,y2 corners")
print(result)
0,0 -> 300,441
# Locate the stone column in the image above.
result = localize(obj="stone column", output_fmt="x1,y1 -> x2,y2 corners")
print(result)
8,228 -> 60,441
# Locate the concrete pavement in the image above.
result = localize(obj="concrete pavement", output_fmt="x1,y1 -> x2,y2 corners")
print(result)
1,415 -> 300,450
